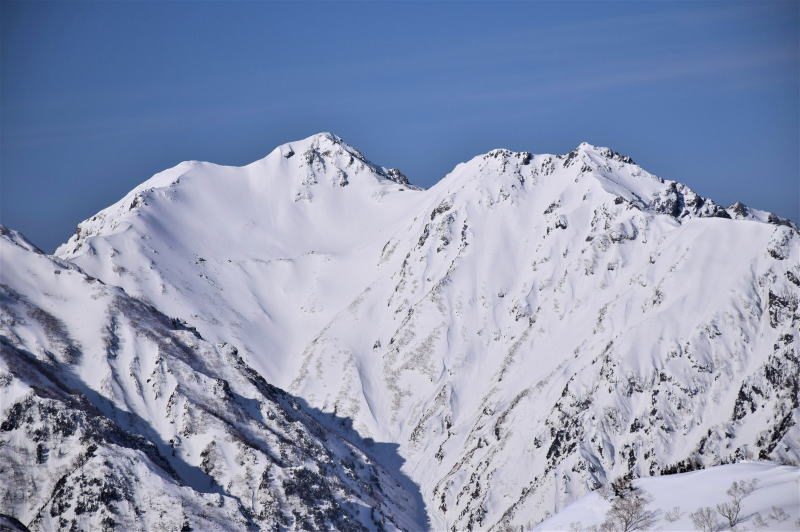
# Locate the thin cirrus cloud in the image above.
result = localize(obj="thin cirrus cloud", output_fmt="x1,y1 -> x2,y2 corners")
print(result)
460,43 -> 797,104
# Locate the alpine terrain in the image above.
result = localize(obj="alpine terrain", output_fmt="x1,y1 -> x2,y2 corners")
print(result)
2,132 -> 798,530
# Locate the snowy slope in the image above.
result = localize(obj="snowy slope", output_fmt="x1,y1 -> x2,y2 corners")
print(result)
535,462 -> 799,531
0,227 -> 425,531
46,133 -> 800,529
56,133 -> 422,381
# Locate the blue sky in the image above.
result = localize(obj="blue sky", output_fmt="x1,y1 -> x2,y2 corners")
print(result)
2,1 -> 798,251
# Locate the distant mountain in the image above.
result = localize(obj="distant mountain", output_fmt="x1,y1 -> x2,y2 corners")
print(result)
2,133 -> 797,530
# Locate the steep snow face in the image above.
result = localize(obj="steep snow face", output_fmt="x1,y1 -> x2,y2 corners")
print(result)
536,462 -> 800,531
55,133 -> 799,529
0,230 -> 425,531
57,132 -> 423,380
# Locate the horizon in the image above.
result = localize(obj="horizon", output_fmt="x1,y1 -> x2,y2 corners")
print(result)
2,0 -> 798,251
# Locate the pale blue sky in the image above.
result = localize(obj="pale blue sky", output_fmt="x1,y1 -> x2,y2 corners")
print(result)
1,1 -> 798,251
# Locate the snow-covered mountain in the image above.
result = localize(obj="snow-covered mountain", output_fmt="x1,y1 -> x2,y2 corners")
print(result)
2,132 -> 798,530
535,462 -> 800,531
0,227 -> 425,531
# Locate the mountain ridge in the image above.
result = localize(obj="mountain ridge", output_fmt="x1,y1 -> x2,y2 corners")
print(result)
3,133 -> 798,530
57,133 -> 795,263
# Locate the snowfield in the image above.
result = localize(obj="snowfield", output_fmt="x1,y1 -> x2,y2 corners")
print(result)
2,132 -> 799,530
535,462 -> 799,531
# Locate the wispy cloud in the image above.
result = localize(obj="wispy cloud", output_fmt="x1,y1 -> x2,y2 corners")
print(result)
441,41 -> 798,104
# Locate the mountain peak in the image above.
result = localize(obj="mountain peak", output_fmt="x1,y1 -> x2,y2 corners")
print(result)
271,132 -> 414,188
274,131 -> 364,162
437,142 -> 797,229
574,141 -> 636,165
